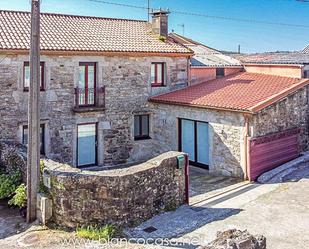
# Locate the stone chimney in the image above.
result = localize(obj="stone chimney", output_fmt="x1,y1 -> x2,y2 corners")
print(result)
151,9 -> 170,38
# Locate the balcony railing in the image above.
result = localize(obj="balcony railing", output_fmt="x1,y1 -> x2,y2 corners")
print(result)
74,86 -> 105,112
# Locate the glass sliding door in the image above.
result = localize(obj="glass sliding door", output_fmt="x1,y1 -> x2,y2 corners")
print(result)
77,123 -> 97,167
181,119 -> 195,161
197,122 -> 210,165
180,119 -> 209,169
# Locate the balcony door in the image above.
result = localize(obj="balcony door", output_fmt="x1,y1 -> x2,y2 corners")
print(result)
78,62 -> 96,106
77,123 -> 97,167
179,119 -> 209,169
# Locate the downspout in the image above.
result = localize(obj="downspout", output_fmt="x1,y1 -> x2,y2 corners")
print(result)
187,56 -> 191,86
243,114 -> 251,181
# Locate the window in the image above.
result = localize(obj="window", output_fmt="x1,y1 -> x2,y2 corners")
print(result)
134,115 -> 150,140
22,124 -> 45,155
151,62 -> 165,87
304,70 -> 309,79
77,62 -> 97,106
216,68 -> 225,78
23,62 -> 45,91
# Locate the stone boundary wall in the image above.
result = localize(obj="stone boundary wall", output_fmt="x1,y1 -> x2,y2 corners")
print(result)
43,151 -> 186,228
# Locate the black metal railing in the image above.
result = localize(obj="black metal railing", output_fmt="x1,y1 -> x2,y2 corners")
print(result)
74,86 -> 105,110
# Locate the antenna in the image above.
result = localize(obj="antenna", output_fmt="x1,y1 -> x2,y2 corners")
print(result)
178,23 -> 185,36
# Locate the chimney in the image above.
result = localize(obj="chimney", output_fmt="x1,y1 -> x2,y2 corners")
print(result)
151,9 -> 170,38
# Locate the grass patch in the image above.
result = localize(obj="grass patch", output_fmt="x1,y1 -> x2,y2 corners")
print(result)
76,225 -> 116,241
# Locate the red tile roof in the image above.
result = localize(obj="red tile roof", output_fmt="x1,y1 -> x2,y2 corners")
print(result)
0,10 -> 191,55
150,72 -> 309,113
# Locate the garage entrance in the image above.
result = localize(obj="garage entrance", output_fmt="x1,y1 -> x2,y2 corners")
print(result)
179,118 -> 210,169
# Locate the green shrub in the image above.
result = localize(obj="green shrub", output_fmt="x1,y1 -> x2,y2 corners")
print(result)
0,170 -> 22,199
76,225 -> 116,241
8,183 -> 27,208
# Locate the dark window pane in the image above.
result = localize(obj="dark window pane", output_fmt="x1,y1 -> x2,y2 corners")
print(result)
141,115 -> 149,136
134,116 -> 140,137
216,68 -> 225,78
22,125 -> 45,155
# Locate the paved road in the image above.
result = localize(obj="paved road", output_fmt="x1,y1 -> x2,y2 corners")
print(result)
1,167 -> 309,248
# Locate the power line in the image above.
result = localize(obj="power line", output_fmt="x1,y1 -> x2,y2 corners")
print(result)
88,0 -> 309,29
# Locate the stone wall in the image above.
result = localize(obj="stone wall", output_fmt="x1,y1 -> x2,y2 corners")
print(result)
150,103 -> 246,178
0,54 -> 188,166
44,151 -> 186,228
252,86 -> 309,152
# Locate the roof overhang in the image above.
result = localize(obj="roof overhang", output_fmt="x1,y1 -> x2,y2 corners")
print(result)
244,63 -> 304,68
191,65 -> 243,69
149,98 -> 253,114
0,49 -> 193,58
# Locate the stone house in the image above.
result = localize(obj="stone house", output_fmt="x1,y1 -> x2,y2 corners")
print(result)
0,10 -> 192,167
150,72 -> 309,180
236,52 -> 309,79
169,33 -> 243,85
1,9 -> 308,181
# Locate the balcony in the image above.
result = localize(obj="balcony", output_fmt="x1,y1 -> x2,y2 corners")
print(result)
73,86 -> 105,113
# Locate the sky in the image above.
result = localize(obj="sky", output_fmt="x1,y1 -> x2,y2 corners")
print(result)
1,0 -> 309,53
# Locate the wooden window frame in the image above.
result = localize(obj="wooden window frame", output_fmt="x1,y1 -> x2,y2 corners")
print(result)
134,115 -> 151,140
78,62 -> 97,107
22,124 -> 45,155
23,61 -> 45,91
216,68 -> 225,78
151,62 -> 165,87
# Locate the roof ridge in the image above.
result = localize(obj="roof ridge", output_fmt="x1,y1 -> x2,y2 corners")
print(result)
0,9 -> 148,23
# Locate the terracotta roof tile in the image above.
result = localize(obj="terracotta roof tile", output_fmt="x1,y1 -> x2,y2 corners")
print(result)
150,72 -> 309,112
0,10 -> 191,54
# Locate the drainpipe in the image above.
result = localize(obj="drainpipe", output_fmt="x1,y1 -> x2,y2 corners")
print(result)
187,56 -> 191,86
243,114 -> 251,181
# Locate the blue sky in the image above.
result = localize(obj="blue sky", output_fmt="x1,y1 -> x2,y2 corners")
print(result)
1,0 -> 309,53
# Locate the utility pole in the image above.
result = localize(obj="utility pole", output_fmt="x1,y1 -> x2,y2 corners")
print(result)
27,0 -> 41,223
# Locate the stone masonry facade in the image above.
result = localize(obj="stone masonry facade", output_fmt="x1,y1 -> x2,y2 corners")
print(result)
251,86 -> 309,152
149,103 -> 246,178
0,54 -> 188,166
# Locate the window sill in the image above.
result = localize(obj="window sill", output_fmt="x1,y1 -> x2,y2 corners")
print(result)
23,88 -> 45,92
151,84 -> 166,88
73,106 -> 105,113
134,136 -> 152,141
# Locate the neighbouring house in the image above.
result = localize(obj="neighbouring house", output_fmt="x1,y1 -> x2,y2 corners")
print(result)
169,33 -> 243,85
149,72 -> 309,180
235,52 -> 309,79
0,10 -> 192,167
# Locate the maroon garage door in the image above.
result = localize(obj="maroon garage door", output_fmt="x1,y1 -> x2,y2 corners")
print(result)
248,128 -> 300,181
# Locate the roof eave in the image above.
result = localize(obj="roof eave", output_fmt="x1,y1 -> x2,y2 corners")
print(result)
149,98 -> 253,114
243,63 -> 305,68
0,49 -> 193,57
